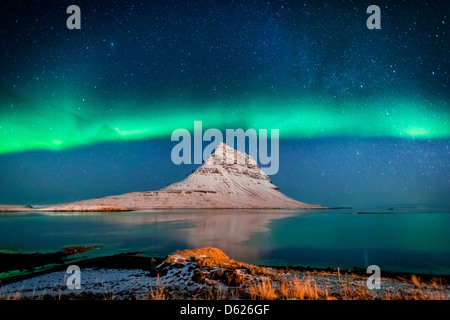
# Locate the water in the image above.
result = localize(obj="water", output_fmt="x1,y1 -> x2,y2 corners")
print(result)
1,207 -> 449,275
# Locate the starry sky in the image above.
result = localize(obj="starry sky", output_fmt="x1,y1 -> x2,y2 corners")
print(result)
0,0 -> 448,207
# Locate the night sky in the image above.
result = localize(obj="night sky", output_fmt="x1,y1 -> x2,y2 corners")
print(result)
0,0 -> 448,207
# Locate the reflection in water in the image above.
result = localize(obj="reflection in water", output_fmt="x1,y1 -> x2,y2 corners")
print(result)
102,210 -> 298,260
3,209 -> 450,274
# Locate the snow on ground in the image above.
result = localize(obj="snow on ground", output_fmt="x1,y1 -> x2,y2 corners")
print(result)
1,268 -> 149,299
1,263 -> 223,300
2,247 -> 449,300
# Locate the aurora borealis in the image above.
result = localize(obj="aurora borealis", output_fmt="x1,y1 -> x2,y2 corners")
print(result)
1,98 -> 449,154
0,0 -> 449,206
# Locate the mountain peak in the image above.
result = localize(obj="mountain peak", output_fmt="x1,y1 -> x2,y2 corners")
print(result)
205,142 -> 259,169
41,143 -> 324,211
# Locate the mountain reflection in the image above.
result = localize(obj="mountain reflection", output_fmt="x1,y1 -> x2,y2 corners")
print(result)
110,210 -> 298,260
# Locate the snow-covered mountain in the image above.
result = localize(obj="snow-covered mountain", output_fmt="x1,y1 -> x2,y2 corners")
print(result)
43,143 -> 324,211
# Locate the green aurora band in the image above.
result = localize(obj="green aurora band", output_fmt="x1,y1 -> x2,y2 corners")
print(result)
0,96 -> 448,154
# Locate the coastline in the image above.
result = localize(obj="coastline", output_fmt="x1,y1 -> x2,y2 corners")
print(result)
1,247 -> 449,300
0,205 -> 327,212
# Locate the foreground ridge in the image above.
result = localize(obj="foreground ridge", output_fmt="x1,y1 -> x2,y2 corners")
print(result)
2,247 -> 448,300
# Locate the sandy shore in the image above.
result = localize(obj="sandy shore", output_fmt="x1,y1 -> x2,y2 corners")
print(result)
1,247 -> 449,300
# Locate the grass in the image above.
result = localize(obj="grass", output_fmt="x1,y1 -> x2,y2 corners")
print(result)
145,286 -> 167,300
237,272 -> 448,301
250,279 -> 277,300
1,272 -> 447,300
249,275 -> 370,300
275,277 -> 321,300
144,275 -> 168,300
1,247 -> 448,300
411,274 -> 421,288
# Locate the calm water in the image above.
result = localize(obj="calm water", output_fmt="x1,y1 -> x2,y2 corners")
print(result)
1,207 -> 450,275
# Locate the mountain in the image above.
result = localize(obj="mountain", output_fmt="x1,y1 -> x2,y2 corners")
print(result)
43,143 -> 324,211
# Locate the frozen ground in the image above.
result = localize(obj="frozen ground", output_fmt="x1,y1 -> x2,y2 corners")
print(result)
1,248 -> 449,300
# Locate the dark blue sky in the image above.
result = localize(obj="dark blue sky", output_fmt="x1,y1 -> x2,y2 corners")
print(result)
0,0 -> 448,207
0,137 -> 448,208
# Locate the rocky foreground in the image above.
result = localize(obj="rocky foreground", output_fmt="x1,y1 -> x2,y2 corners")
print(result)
1,248 -> 449,300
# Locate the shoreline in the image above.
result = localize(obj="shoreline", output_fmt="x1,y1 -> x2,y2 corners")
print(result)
0,205 -> 328,212
2,248 -> 449,283
1,248 -> 449,300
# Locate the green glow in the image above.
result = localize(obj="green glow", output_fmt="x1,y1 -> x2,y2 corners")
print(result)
0,96 -> 448,154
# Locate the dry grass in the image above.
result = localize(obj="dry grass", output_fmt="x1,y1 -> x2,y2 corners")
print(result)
144,275 -> 168,300
250,276 -> 324,300
240,272 -> 447,300
383,289 -> 447,300
279,277 -> 321,300
411,274 -> 421,288
202,288 -> 228,300
2,247 -> 448,300
0,291 -> 21,300
2,274 -> 448,300
145,286 -> 167,300
340,281 -> 375,300
165,248 -> 232,266
249,279 -> 277,300
148,248 -> 450,301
